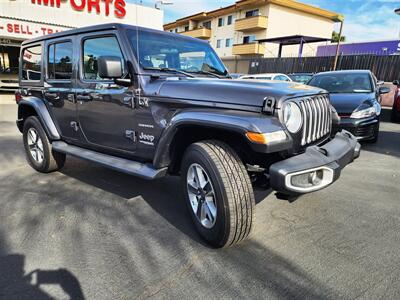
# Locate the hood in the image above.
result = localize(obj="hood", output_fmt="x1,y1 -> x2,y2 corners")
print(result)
330,93 -> 376,114
152,78 -> 326,108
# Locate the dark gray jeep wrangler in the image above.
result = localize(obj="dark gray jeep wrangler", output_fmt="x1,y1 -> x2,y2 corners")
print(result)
16,24 -> 360,247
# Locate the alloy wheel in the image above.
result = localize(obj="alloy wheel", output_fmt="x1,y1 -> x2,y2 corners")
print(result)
27,128 -> 44,164
187,163 -> 217,229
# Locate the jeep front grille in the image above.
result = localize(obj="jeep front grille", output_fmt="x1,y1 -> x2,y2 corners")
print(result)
299,95 -> 331,146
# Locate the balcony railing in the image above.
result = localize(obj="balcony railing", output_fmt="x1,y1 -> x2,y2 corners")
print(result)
179,27 -> 212,39
232,42 -> 265,55
234,15 -> 268,32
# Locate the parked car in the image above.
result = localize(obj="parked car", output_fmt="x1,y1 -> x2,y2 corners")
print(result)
307,70 -> 390,143
391,80 -> 400,122
239,73 -> 292,82
288,73 -> 314,84
0,67 -> 19,91
16,24 -> 360,248
230,73 -> 245,79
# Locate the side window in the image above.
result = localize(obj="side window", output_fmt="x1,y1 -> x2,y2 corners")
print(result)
83,36 -> 124,80
22,45 -> 42,81
48,41 -> 73,80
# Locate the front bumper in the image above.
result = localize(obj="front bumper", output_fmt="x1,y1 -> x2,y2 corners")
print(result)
333,116 -> 378,141
269,131 -> 360,195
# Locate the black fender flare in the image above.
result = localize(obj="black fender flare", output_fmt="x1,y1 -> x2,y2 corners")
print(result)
152,109 -> 289,168
17,97 -> 61,140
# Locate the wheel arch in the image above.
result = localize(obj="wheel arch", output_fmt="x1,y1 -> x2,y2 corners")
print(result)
17,97 -> 60,140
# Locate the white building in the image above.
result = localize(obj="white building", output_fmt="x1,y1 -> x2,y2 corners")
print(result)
164,0 -> 342,58
0,0 -> 163,75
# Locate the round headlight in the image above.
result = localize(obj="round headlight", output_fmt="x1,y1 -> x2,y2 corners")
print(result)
283,102 -> 302,133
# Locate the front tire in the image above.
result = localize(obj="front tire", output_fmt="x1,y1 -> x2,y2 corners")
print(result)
181,140 -> 255,248
23,116 -> 66,173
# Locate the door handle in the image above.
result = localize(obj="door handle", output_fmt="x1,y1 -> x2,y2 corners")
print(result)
44,92 -> 59,100
76,94 -> 92,101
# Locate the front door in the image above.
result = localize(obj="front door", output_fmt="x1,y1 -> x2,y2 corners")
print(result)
76,32 -> 136,154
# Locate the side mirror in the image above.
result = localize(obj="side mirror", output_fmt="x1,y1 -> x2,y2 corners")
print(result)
98,56 -> 123,79
378,86 -> 390,95
376,80 -> 384,86
393,80 -> 399,86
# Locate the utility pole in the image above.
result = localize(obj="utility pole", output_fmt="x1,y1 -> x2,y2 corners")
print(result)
333,15 -> 344,71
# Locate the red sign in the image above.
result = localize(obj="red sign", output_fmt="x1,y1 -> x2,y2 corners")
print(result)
31,0 -> 126,18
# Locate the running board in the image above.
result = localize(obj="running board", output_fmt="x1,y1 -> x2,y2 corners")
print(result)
52,141 -> 167,180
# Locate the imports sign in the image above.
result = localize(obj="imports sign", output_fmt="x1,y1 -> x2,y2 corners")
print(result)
0,19 -> 69,40
30,0 -> 126,18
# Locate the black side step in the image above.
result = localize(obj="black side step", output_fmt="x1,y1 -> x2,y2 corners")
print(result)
52,141 -> 167,180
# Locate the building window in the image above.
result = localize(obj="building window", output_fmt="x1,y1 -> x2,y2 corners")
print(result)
225,38 -> 233,47
175,28 -> 178,33
216,39 -> 222,48
245,9 -> 259,18
218,17 -> 224,27
48,42 -> 73,80
202,21 -> 211,29
170,30 -> 173,32
83,36 -> 124,80
184,25 -> 189,31
227,15 -> 234,25
243,35 -> 256,44
22,45 -> 42,81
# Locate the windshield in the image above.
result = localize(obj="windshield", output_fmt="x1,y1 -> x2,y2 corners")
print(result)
128,30 -> 228,77
289,74 -> 313,84
308,73 -> 373,93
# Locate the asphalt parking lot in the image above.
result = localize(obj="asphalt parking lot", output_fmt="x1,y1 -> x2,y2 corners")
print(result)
0,92 -> 399,300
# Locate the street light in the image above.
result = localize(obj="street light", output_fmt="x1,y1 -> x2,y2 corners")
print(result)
155,1 -> 173,10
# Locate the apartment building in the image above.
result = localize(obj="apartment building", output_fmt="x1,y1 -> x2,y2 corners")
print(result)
164,0 -> 342,58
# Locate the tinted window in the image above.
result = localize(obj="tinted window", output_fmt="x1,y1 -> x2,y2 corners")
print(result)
203,21 -> 211,29
275,75 -> 290,81
128,30 -> 227,77
246,9 -> 259,18
22,45 -> 42,81
243,35 -> 256,44
308,73 -> 373,93
83,36 -> 123,80
48,42 -> 73,80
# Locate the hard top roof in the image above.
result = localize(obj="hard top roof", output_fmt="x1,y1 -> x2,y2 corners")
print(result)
21,23 -> 204,46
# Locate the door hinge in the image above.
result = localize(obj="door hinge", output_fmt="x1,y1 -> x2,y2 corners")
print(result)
70,121 -> 79,132
125,130 -> 136,142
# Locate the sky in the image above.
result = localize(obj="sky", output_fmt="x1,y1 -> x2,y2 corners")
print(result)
129,0 -> 400,42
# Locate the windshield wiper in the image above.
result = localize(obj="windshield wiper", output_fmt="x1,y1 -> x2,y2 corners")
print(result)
189,70 -> 225,79
143,67 -> 195,78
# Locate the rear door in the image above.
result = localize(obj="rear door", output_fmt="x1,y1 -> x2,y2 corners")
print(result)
44,37 -> 78,141
76,31 -> 136,154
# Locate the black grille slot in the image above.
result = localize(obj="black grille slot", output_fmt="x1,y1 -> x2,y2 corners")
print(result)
299,95 -> 331,146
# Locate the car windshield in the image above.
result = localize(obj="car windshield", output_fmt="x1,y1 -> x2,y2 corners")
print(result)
308,73 -> 373,93
128,30 -> 228,77
289,74 -> 313,84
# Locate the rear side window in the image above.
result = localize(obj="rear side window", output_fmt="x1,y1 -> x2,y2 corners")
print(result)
48,42 -> 73,80
82,36 -> 124,80
22,45 -> 42,81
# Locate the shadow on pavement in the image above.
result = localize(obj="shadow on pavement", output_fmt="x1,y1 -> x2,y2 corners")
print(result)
0,235 -> 85,300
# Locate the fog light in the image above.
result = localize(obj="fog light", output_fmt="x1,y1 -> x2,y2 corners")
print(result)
286,167 -> 334,193
308,170 -> 323,185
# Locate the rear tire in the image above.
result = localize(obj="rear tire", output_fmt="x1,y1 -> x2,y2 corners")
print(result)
23,116 -> 66,173
181,140 -> 255,248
